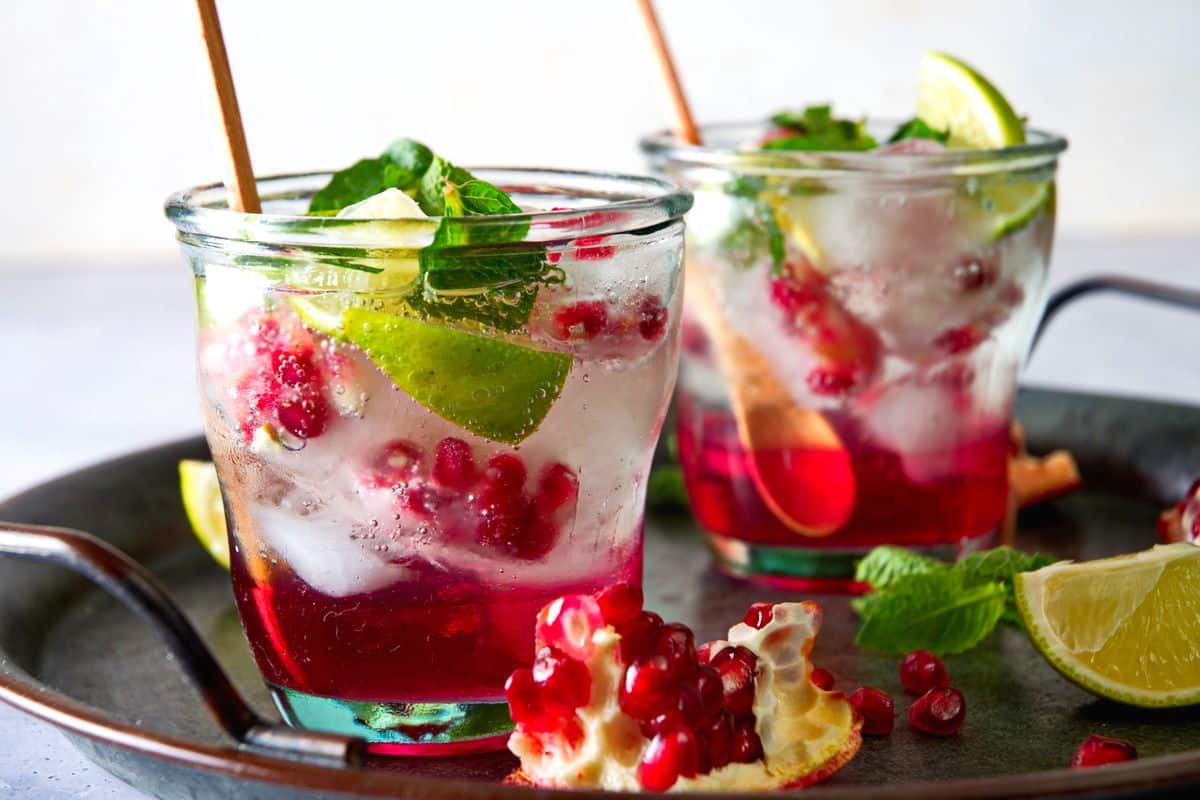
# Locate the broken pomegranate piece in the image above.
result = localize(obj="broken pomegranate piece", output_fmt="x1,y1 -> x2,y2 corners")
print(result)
507,588 -> 861,791
1157,478 -> 1200,544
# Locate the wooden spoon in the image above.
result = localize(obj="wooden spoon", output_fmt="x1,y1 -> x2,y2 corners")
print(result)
632,0 -> 854,535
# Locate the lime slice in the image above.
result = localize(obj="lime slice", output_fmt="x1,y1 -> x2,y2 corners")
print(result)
916,51 -> 1049,237
1015,543 -> 1200,707
342,308 -> 572,445
178,460 -> 230,569
917,52 -> 1024,149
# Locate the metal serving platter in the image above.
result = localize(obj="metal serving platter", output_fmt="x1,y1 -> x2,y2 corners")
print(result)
1,388 -> 1199,799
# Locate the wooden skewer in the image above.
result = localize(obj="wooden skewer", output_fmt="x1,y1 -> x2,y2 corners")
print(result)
630,0 -> 702,146
193,0 -> 261,213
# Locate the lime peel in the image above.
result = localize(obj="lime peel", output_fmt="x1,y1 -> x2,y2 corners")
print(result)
178,460 -> 230,569
1015,543 -> 1200,708
342,308 -> 571,445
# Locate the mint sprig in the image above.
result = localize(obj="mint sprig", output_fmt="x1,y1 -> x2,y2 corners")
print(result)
886,117 -> 949,144
763,104 -> 877,152
856,571 -> 1007,655
718,176 -> 785,271
852,545 -> 1057,654
309,140 -> 562,332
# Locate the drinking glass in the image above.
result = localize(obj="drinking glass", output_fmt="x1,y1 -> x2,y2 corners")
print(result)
642,124 -> 1066,587
166,169 -> 691,752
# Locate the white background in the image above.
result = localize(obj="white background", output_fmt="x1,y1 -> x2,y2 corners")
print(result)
0,0 -> 1198,263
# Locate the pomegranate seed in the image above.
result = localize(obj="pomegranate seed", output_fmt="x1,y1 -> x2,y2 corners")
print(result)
1071,734 -> 1138,768
574,235 -> 617,261
637,295 -> 669,341
638,724 -> 699,791
908,687 -> 966,736
695,641 -> 717,665
810,667 -> 835,691
515,515 -> 560,560
899,650 -> 950,695
806,366 -> 858,396
551,300 -> 608,340
534,463 -> 579,513
276,390 -> 329,439
616,610 -> 663,662
848,687 -> 895,736
953,255 -> 997,291
505,668 -> 554,731
396,483 -> 439,517
270,345 -> 320,388
479,453 -> 527,498
769,272 -> 823,312
730,719 -> 764,763
653,623 -> 697,680
475,494 -> 533,555
361,440 -> 424,488
711,645 -> 758,671
432,437 -> 475,490
674,683 -> 704,727
535,594 -> 605,660
641,710 -> 688,738
620,658 -> 678,721
703,709 -> 735,770
714,652 -> 756,718
693,664 -> 724,722
595,583 -> 643,626
532,647 -> 591,713
742,602 -> 777,629
933,324 -> 985,355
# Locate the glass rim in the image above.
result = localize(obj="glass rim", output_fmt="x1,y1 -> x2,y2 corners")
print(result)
639,119 -> 1068,178
165,167 -> 694,249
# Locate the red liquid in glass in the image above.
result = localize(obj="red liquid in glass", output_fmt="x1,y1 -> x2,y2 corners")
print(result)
676,394 -> 1009,549
230,542 -> 641,702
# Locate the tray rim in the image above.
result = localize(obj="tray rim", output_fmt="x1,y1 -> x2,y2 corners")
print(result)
2,388 -> 1199,799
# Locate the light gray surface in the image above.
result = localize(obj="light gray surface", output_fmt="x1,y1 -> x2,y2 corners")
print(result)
0,236 -> 1197,799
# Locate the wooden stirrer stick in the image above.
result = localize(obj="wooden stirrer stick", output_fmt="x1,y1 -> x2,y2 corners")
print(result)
631,0 -> 702,146
193,0 -> 261,213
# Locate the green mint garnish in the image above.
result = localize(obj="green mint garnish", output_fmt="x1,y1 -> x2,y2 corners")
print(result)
855,571 -> 1007,655
718,176 -> 785,271
763,104 -> 877,152
308,139 -> 434,214
887,117 -> 949,144
852,545 -> 1058,655
646,465 -> 689,513
309,140 -> 562,332
854,545 -> 948,589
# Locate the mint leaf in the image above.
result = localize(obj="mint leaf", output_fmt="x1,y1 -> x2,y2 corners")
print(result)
854,545 -> 947,590
308,138 -> 433,213
764,104 -> 876,152
957,547 -> 1057,589
718,176 -> 784,271
855,571 -> 1007,655
886,117 -> 949,144
646,465 -> 689,513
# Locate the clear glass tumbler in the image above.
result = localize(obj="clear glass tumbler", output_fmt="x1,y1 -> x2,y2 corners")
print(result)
165,169 -> 691,753
642,123 -> 1066,588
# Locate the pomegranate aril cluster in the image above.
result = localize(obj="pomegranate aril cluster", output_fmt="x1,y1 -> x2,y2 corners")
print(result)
358,435 -> 578,561
520,588 -> 776,792
230,312 -> 335,442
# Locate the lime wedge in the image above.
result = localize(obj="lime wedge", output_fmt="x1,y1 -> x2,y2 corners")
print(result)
1015,543 -> 1200,707
342,308 -> 572,445
178,460 -> 230,569
916,51 -> 1049,237
917,51 -> 1024,149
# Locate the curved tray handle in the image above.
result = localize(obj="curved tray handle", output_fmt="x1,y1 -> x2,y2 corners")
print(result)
1033,274 -> 1200,351
0,521 -> 365,768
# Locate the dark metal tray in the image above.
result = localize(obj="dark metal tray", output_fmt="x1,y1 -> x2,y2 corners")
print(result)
1,388 -> 1199,799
